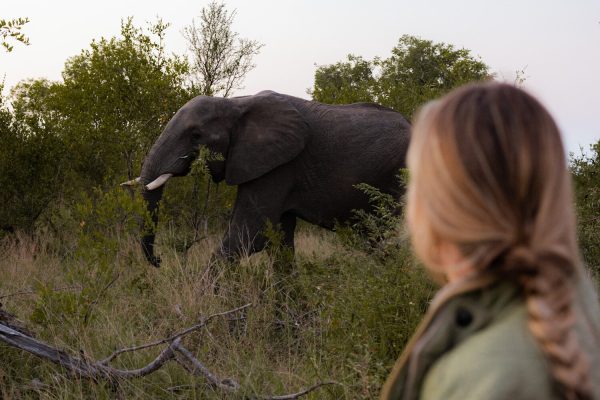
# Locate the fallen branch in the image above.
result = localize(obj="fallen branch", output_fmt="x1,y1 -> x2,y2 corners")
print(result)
172,340 -> 240,391
99,302 -> 252,364
0,304 -> 340,398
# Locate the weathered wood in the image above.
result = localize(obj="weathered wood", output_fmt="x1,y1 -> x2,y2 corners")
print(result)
0,304 -> 341,398
0,323 -> 110,380
171,340 -> 240,391
100,302 -> 252,365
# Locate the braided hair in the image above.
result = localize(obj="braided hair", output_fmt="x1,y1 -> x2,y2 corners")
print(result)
407,82 -> 593,399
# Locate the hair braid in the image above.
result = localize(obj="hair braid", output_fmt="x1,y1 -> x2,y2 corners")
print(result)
504,247 -> 592,399
407,82 -> 598,399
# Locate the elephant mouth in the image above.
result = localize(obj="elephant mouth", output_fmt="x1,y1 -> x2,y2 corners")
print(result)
144,151 -> 199,190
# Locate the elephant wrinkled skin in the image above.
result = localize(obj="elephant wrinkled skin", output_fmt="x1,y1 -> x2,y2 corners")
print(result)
137,90 -> 410,267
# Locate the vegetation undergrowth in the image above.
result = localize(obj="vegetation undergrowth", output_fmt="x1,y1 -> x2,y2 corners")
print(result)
0,183 -> 434,399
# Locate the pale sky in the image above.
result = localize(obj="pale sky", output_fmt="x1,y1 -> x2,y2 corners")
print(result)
2,0 -> 599,155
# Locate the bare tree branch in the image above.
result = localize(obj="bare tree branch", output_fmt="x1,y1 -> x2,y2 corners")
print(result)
182,1 -> 263,97
100,302 -> 252,364
171,340 -> 240,391
0,303 -> 340,398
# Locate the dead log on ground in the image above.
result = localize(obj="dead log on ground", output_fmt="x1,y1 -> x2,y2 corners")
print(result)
0,303 -> 340,398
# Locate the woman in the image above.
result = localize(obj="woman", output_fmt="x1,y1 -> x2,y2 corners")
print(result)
381,83 -> 600,399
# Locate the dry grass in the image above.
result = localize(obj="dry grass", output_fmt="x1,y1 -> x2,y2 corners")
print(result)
0,224 -> 433,399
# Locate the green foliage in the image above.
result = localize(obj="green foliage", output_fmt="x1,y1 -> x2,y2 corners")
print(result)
297,248 -> 433,396
0,19 -> 189,233
378,35 -> 491,117
349,183 -> 403,253
310,55 -> 376,104
0,81 -> 65,232
0,17 -> 29,52
336,171 -> 408,259
55,18 -> 189,185
29,281 -> 91,327
74,186 -> 149,260
27,187 -> 150,327
263,220 -> 295,271
311,35 -> 492,119
572,142 -> 600,279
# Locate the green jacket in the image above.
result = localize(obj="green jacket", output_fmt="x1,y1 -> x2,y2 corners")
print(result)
381,273 -> 600,400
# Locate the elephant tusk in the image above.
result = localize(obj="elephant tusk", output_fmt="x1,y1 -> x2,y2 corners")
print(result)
146,174 -> 173,191
120,177 -> 141,186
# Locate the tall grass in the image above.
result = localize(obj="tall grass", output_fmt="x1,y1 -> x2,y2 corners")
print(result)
0,219 -> 433,399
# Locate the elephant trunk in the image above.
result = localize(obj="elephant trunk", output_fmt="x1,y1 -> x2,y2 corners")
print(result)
140,142 -> 166,267
141,185 -> 164,267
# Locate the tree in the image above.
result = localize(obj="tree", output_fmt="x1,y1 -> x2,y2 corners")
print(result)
54,18 -> 189,184
0,17 -> 29,52
571,142 -> 600,280
311,35 -> 492,119
310,55 -> 376,105
0,19 -> 190,232
182,1 -> 263,97
378,35 -> 491,118
0,80 -> 64,232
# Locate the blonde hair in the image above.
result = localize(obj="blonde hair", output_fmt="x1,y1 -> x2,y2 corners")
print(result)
407,82 -> 591,399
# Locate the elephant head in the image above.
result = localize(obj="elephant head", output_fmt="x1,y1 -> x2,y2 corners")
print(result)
128,91 -> 309,267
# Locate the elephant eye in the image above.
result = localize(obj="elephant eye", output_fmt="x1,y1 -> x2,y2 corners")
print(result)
191,127 -> 202,138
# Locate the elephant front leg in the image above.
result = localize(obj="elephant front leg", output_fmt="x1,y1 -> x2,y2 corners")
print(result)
216,168 -> 296,260
217,191 -> 276,260
218,217 -> 268,260
219,211 -> 298,261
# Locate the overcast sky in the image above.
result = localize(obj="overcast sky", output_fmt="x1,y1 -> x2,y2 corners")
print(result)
2,0 -> 599,155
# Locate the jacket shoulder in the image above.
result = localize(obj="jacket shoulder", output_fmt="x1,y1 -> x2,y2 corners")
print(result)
421,302 -> 557,400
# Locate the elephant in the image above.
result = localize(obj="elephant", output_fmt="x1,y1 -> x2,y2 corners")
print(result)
125,90 -> 410,267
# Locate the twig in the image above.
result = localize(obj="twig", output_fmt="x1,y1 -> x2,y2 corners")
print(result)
84,274 -> 120,324
261,381 -> 342,399
100,302 -> 252,365
164,378 -> 342,399
0,285 -> 82,300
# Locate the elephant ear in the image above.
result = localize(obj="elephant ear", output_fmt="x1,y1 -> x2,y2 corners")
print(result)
225,91 -> 309,185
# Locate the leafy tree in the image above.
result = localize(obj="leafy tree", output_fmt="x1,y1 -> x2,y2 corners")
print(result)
572,142 -> 600,280
182,1 -> 263,97
0,17 -> 29,52
378,35 -> 491,118
310,55 -> 376,105
311,35 -> 491,119
0,19 -> 190,232
53,18 -> 189,184
0,80 -> 64,232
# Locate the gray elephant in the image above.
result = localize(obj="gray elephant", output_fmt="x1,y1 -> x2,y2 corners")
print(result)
125,90 -> 410,267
